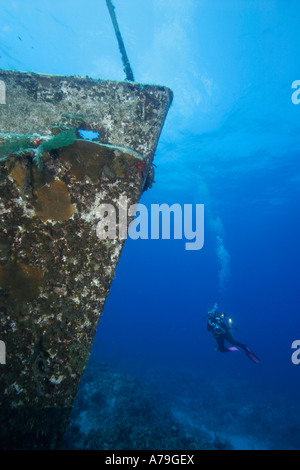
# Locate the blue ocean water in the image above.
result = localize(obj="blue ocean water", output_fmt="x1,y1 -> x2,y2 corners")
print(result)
1,0 -> 300,450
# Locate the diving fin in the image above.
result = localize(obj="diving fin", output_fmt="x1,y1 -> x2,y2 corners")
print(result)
245,346 -> 260,363
228,347 -> 239,352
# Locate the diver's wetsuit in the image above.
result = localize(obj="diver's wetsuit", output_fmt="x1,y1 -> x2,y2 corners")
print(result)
215,330 -> 247,353
207,310 -> 260,363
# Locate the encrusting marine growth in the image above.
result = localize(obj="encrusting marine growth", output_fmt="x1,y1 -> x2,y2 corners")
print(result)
0,69 -> 172,449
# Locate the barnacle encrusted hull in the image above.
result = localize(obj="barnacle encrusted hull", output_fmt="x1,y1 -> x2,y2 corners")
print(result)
0,70 -> 173,449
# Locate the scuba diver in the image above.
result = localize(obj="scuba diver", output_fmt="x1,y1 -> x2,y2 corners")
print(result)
207,306 -> 260,363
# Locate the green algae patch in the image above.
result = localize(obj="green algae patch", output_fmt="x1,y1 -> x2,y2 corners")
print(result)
0,133 -> 34,158
0,262 -> 44,304
39,128 -> 77,153
34,179 -> 75,222
0,129 -> 77,168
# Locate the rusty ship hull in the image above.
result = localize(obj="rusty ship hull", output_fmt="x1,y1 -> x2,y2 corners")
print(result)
0,70 -> 172,449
